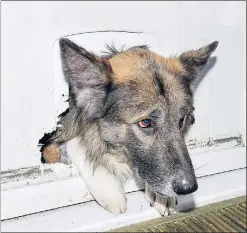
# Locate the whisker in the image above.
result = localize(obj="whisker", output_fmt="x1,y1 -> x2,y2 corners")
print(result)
194,163 -> 208,171
195,173 -> 205,178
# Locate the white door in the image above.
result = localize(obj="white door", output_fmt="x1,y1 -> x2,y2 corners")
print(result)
1,1 -> 246,231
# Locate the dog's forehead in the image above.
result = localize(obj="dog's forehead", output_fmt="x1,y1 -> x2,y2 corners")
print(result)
108,48 -> 147,84
108,48 -> 185,83
109,48 -> 189,104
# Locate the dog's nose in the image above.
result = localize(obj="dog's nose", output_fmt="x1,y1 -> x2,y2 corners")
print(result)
172,179 -> 198,195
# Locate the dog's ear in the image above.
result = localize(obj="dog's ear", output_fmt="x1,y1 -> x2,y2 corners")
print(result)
59,38 -> 111,120
179,41 -> 219,82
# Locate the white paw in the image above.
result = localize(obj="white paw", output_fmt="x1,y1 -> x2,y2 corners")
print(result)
94,189 -> 127,214
145,184 -> 177,216
66,138 -> 127,214
154,194 -> 169,216
144,184 -> 155,207
85,170 -> 127,214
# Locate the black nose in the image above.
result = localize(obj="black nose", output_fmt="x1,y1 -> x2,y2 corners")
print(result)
172,179 -> 198,195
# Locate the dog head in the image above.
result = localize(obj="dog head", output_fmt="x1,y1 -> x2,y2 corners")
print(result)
59,38 -> 218,196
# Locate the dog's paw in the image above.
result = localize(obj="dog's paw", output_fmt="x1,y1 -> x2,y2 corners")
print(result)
93,188 -> 127,214
66,138 -> 127,214
99,194 -> 127,214
86,175 -> 127,214
83,168 -> 127,214
144,184 -> 155,207
145,184 -> 177,216
154,194 -> 170,216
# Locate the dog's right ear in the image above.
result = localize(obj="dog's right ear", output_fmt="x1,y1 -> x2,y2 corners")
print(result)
179,41 -> 219,83
59,38 -> 111,120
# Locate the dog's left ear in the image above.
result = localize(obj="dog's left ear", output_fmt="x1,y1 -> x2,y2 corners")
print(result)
59,38 -> 112,120
179,41 -> 219,82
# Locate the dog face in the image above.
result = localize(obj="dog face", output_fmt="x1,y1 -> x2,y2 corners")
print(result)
59,39 -> 218,196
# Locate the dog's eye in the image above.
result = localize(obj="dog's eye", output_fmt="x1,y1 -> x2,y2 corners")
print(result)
139,119 -> 151,128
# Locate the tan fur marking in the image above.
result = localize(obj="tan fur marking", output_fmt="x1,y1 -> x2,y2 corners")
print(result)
109,48 -> 185,85
109,50 -> 145,84
154,54 -> 185,76
42,144 -> 61,163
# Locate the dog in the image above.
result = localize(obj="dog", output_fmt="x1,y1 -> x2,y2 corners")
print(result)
39,38 -> 218,215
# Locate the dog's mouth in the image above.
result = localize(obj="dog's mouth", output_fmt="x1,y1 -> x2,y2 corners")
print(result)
155,191 -> 179,206
155,190 -> 177,198
156,191 -> 168,196
147,183 -> 177,198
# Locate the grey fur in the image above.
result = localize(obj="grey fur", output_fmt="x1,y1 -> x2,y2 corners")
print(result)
40,39 -> 218,196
